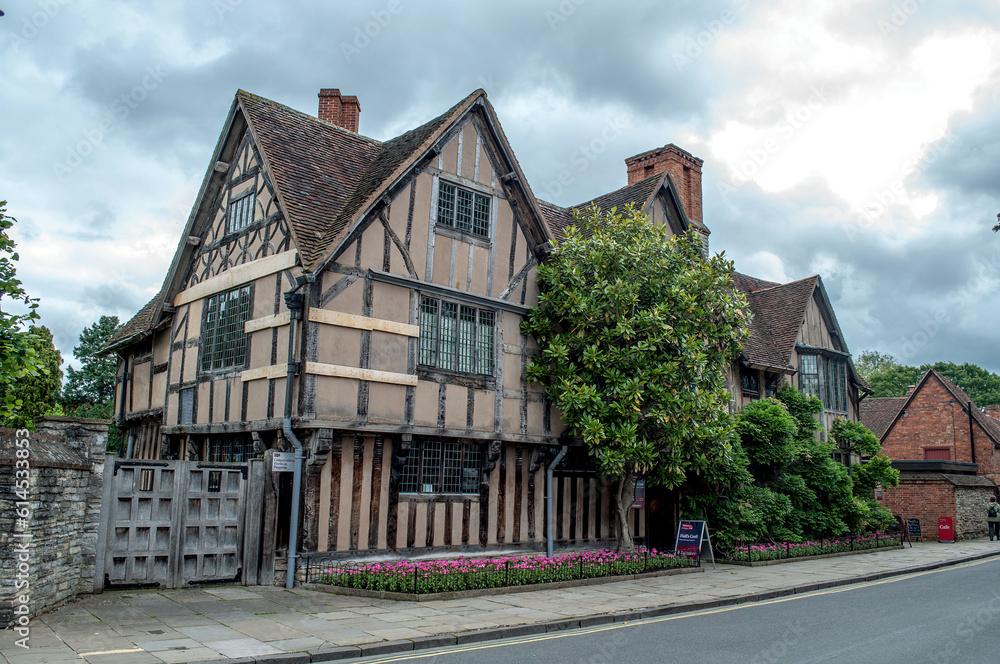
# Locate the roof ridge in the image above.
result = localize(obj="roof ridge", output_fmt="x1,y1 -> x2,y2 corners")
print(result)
572,172 -> 664,210
750,274 -> 819,294
236,89 -> 382,147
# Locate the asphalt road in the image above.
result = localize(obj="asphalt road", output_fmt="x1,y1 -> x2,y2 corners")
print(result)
357,557 -> 1000,664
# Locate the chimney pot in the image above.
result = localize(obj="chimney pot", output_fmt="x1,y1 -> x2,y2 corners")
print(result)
318,88 -> 361,133
624,143 -> 704,223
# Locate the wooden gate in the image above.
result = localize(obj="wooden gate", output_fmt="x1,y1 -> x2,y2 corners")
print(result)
95,457 -> 264,590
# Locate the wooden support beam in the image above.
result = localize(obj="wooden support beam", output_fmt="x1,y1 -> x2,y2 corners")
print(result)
307,308 -> 419,337
240,364 -> 288,382
173,252 -> 298,306
245,311 -> 291,334
305,361 -> 418,386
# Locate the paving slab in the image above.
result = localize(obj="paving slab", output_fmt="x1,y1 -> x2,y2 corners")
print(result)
5,540 -> 1000,663
201,638 -> 282,658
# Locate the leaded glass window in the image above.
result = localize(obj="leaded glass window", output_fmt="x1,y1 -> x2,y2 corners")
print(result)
226,194 -> 254,234
800,355 -> 820,399
399,441 -> 482,494
201,285 -> 252,372
418,297 -> 494,375
823,357 -> 847,412
436,181 -> 491,238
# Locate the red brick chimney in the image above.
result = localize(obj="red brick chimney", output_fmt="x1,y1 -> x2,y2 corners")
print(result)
984,404 -> 1000,420
318,88 -> 361,133
624,144 -> 703,223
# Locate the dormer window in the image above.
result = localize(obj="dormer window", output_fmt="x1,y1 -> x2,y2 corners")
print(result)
437,181 -> 490,238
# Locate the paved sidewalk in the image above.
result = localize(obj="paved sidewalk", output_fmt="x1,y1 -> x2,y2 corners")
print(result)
4,539 -> 1000,663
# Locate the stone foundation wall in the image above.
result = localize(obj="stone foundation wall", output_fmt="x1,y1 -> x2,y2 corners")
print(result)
956,485 -> 994,540
0,418 -> 109,628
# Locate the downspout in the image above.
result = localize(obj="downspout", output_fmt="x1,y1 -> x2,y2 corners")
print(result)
119,354 -> 134,459
969,400 -> 977,465
282,287 -> 306,589
546,445 -> 568,558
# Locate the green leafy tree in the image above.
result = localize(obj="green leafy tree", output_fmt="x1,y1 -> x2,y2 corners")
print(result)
706,387 -> 897,548
924,361 -> 1000,406
0,326 -> 62,429
62,315 -> 122,451
864,358 -> 1000,405
523,205 -> 749,551
866,364 -> 924,399
62,315 -> 120,411
0,200 -> 44,424
854,350 -> 898,383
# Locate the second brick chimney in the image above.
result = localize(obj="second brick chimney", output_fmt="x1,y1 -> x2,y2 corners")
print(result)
318,88 -> 361,133
624,144 -> 703,223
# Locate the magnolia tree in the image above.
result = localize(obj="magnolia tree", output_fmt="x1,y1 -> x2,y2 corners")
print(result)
523,205 -> 749,551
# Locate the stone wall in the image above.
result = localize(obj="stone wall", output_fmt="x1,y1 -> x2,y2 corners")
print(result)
0,418 -> 109,628
956,484 -> 995,540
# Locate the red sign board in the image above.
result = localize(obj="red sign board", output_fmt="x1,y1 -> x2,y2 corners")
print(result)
938,517 -> 954,543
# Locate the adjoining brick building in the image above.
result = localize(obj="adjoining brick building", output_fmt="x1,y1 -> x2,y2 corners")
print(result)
861,369 -> 1000,540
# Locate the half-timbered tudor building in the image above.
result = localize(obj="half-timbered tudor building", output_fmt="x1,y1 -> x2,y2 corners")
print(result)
105,89 -> 705,576
730,272 -> 870,454
104,87 -> 868,580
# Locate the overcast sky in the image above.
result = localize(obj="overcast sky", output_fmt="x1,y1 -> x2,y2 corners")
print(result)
2,0 -> 999,373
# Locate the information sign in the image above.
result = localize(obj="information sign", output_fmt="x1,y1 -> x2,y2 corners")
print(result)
675,520 -> 705,557
907,518 -> 921,539
674,520 -> 716,569
632,477 -> 646,509
272,452 -> 295,472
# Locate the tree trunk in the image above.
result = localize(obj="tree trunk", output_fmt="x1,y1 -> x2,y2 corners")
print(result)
612,475 -> 636,553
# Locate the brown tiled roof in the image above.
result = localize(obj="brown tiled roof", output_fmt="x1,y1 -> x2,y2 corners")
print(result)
537,172 -> 709,242
732,272 -> 780,293
935,371 -> 1000,447
536,199 -> 576,242
730,274 -> 818,371
744,276 -> 818,364
102,289 -> 165,352
238,91 -> 382,269
860,397 -> 907,438
313,91 -> 480,267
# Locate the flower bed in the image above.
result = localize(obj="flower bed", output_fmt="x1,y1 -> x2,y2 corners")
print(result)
317,548 -> 694,595
725,532 -> 900,563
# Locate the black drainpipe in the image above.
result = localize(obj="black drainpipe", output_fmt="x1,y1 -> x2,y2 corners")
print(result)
282,285 -> 307,589
119,354 -> 133,459
968,400 -> 977,465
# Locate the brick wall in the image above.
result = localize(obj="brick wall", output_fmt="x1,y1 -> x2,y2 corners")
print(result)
883,473 -> 993,541
0,418 -> 109,627
882,475 -> 956,541
882,375 -> 1000,482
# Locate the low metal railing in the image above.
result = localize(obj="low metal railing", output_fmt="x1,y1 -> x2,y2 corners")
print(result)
722,531 -> 901,563
303,548 -> 697,594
